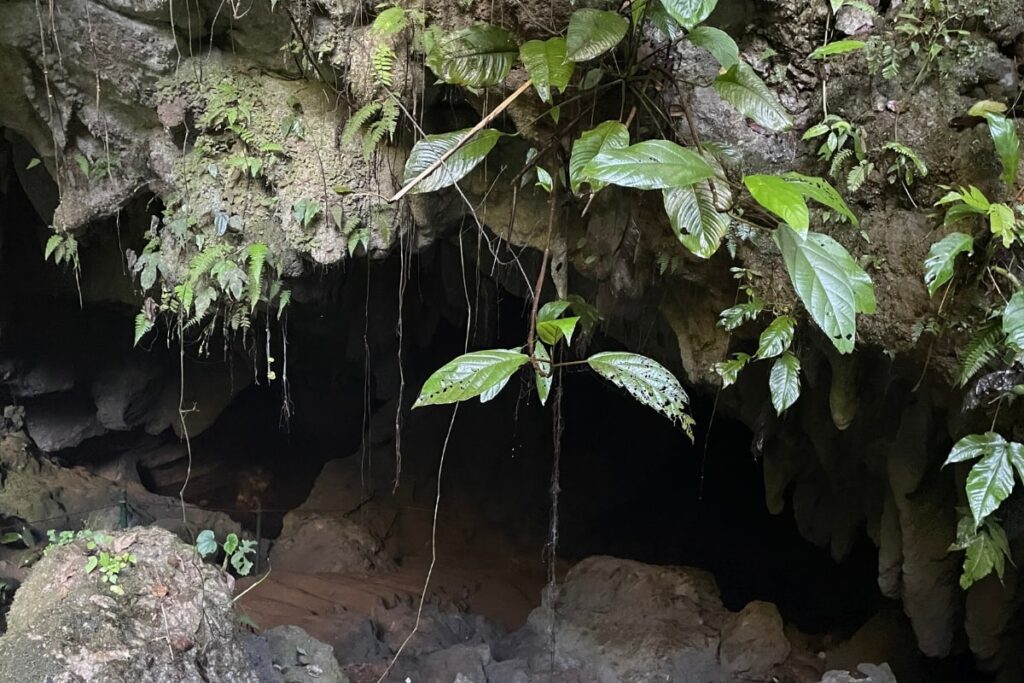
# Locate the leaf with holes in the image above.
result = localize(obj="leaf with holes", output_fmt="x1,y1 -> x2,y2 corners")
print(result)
983,113 -> 1020,187
769,351 -> 801,414
775,224 -> 859,354
663,153 -> 731,258
537,317 -> 580,346
686,26 -> 738,68
230,550 -> 254,577
403,128 -> 502,194
570,121 -> 629,195
924,232 -> 973,297
565,9 -> 629,62
196,530 -> 218,558
809,39 -> 866,59
782,172 -> 858,225
966,450 -> 1015,526
534,342 -> 553,406
583,140 -> 714,190
714,63 -> 793,132
415,349 -> 529,407
660,0 -> 718,29
587,352 -> 692,436
520,38 -> 574,103
757,316 -> 795,359
811,232 -> 875,315
714,352 -> 750,388
426,24 -> 517,87
745,175 -> 808,232
1002,291 -> 1024,352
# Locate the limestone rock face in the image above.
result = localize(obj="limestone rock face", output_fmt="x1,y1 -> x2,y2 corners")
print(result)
0,527 -> 258,683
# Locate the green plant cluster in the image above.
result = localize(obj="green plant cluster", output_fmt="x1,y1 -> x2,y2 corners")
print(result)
196,529 -> 257,577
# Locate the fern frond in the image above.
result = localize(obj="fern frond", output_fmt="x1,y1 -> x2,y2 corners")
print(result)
372,6 -> 407,37
246,242 -> 268,312
829,148 -> 853,178
957,321 -> 1002,387
847,160 -> 873,192
362,99 -> 398,158
883,141 -> 928,177
372,44 -> 396,88
340,102 -> 382,148
134,313 -> 154,346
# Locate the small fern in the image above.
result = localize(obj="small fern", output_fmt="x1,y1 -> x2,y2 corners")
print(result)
829,148 -> 854,179
372,44 -> 397,87
957,321 -> 1003,387
134,313 -> 154,346
246,242 -> 268,312
184,244 -> 229,313
362,99 -> 399,159
846,160 -> 874,192
341,102 -> 382,148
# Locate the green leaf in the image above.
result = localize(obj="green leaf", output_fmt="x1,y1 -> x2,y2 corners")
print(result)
134,313 -> 154,347
26,157 -> 41,170
660,0 -> 718,29
983,113 -> 1020,187
196,530 -> 218,558
809,39 -> 866,60
945,432 -> 1006,465
781,172 -> 858,225
84,556 -> 99,573
663,180 -> 731,258
415,349 -> 529,406
714,63 -> 793,132
231,550 -> 254,576
425,24 -> 517,87
1003,291 -> 1024,352
565,9 -> 629,62
537,317 -> 580,346
223,533 -> 239,555
774,224 -> 859,354
769,351 -> 801,414
988,203 -> 1017,248
744,175 -> 808,232
959,523 -> 1005,589
811,232 -> 876,315
403,128 -> 502,194
371,6 -> 407,37
923,232 -> 973,297
1008,442 -> 1024,483
520,38 -> 574,103
110,584 -> 125,596
538,299 -> 572,322
966,450 -> 1014,526
534,342 -> 552,406
44,234 -> 63,261
536,167 -> 553,192
686,26 -> 738,68
570,121 -> 629,194
246,242 -> 268,312
968,100 -> 1007,117
587,352 -> 693,436
713,352 -> 750,388
582,140 -> 715,190
718,298 -> 763,330
757,315 -> 795,359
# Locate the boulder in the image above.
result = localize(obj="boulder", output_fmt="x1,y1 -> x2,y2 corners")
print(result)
719,601 -> 792,676
262,625 -> 349,683
269,513 -> 394,574
0,527 -> 258,682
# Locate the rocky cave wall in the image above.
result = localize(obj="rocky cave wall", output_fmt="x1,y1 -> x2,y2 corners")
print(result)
1,0 -> 1024,679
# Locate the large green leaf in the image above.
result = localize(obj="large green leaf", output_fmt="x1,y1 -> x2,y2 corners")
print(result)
809,39 -> 866,60
782,172 -> 858,225
686,26 -> 738,68
569,121 -> 630,195
744,175 -> 808,232
587,351 -> 693,436
425,24 -> 517,87
660,0 -> 718,29
403,128 -> 501,194
565,9 -> 629,62
1008,442 -> 1024,484
663,181 -> 731,258
774,224 -> 859,354
812,233 -> 876,315
1002,291 -> 1024,351
520,38 -> 574,103
983,113 -> 1020,187
415,349 -> 529,406
714,63 -> 793,132
923,232 -> 973,297
945,432 -> 1006,465
769,351 -> 801,414
757,315 -> 795,359
583,140 -> 715,190
965,450 -> 1014,527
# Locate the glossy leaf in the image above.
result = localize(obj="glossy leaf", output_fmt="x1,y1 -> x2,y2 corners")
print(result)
965,450 -> 1014,527
812,232 -> 876,315
537,316 -> 580,346
718,298 -> 763,330
757,315 -> 795,359
520,38 -> 574,103
775,225 -> 859,354
983,113 -> 1020,187
809,39 -> 866,59
587,352 -> 693,436
403,128 -> 501,194
745,175 -> 808,232
538,299 -> 572,322
583,140 -> 715,190
923,232 -> 973,297
945,432 -> 1006,465
714,63 -> 793,132
570,121 -> 629,194
782,172 -> 858,225
769,351 -> 801,414
415,349 -> 529,406
663,181 -> 731,258
565,9 -> 629,62
660,0 -> 718,29
1003,291 -> 1024,352
425,24 -> 517,87
714,352 -> 750,388
686,26 -> 738,68
534,342 -> 553,406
